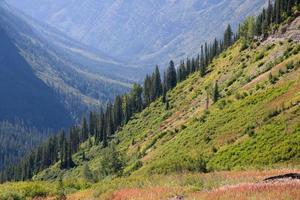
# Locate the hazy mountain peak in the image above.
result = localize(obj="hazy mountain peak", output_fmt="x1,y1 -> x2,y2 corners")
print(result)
7,0 -> 267,66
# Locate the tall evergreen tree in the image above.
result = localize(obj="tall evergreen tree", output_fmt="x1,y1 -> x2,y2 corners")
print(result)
131,83 -> 143,113
105,104 -> 114,138
81,116 -> 89,142
213,81 -> 220,103
166,60 -> 177,90
89,112 -> 96,136
70,127 -> 79,154
113,95 -> 123,130
223,24 -> 233,49
200,45 -> 206,77
152,66 -> 163,100
143,75 -> 152,106
60,133 -> 74,169
162,85 -> 167,104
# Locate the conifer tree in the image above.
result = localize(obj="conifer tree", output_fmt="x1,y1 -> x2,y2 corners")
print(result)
200,45 -> 206,77
191,58 -> 196,72
123,94 -> 131,123
152,66 -> 163,100
267,0 -> 273,25
275,0 -> 281,24
186,58 -> 191,74
166,60 -> 177,90
70,127 -> 79,153
81,117 -> 89,142
89,112 -> 96,136
162,85 -> 167,103
105,104 -> 114,138
205,42 -> 209,67
247,16 -> 255,40
177,60 -> 186,82
213,81 -> 220,103
223,24 -> 233,49
143,75 -> 152,106
131,83 -> 143,112
113,95 -> 123,130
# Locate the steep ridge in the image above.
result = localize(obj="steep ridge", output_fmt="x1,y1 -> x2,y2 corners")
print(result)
0,0 -> 133,169
0,27 -> 72,130
0,25 -> 72,168
0,2 -> 135,122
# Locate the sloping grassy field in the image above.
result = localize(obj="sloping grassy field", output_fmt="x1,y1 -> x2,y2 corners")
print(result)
2,21 -> 300,199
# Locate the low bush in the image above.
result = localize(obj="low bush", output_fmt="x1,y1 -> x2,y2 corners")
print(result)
286,62 -> 294,70
268,73 -> 278,84
255,52 -> 265,61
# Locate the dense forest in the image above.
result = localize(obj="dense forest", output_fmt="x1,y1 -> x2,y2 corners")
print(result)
1,0 -> 299,182
0,121 -> 47,170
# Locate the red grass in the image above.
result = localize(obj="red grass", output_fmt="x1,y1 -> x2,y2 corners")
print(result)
105,170 -> 300,200
190,180 -> 300,200
109,187 -> 181,200
107,181 -> 300,200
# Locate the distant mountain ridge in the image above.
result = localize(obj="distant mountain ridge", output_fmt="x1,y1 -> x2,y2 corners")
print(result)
0,0 -> 138,168
7,0 -> 268,66
0,1 -> 141,128
0,26 -> 72,129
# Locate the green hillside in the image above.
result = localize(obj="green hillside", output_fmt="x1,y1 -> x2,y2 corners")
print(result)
33,31 -> 300,182
13,33 -> 298,199
8,17 -> 295,199
2,1 -> 300,199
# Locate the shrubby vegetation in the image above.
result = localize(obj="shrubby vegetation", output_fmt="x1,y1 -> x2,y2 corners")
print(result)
1,0 -> 300,189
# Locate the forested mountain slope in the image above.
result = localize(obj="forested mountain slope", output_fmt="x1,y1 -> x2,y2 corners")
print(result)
1,0 -> 300,199
4,8 -> 297,199
0,1 -> 135,123
0,0 -> 134,170
0,27 -> 73,168
36,22 -> 300,182
10,19 -> 298,199
0,121 -> 47,170
0,28 -> 72,130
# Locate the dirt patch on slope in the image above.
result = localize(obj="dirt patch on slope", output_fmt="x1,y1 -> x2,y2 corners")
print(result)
264,16 -> 300,44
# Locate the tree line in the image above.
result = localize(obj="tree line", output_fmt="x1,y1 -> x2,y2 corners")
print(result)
238,0 -> 299,43
1,0 -> 299,183
0,121 -> 47,171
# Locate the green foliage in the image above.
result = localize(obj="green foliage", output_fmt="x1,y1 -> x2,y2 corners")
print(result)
98,145 -> 125,178
82,163 -> 94,183
124,160 -> 143,176
217,99 -> 227,110
258,62 -> 264,67
255,51 -> 265,61
141,131 -> 168,157
0,182 -> 56,200
286,61 -> 295,70
56,178 -> 66,200
245,125 -> 255,137
268,73 -> 278,84
212,82 -> 220,103
3,2 -> 300,196
240,41 -> 249,51
224,24 -> 233,49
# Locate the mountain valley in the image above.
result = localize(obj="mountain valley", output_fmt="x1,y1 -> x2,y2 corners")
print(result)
1,0 -> 300,199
